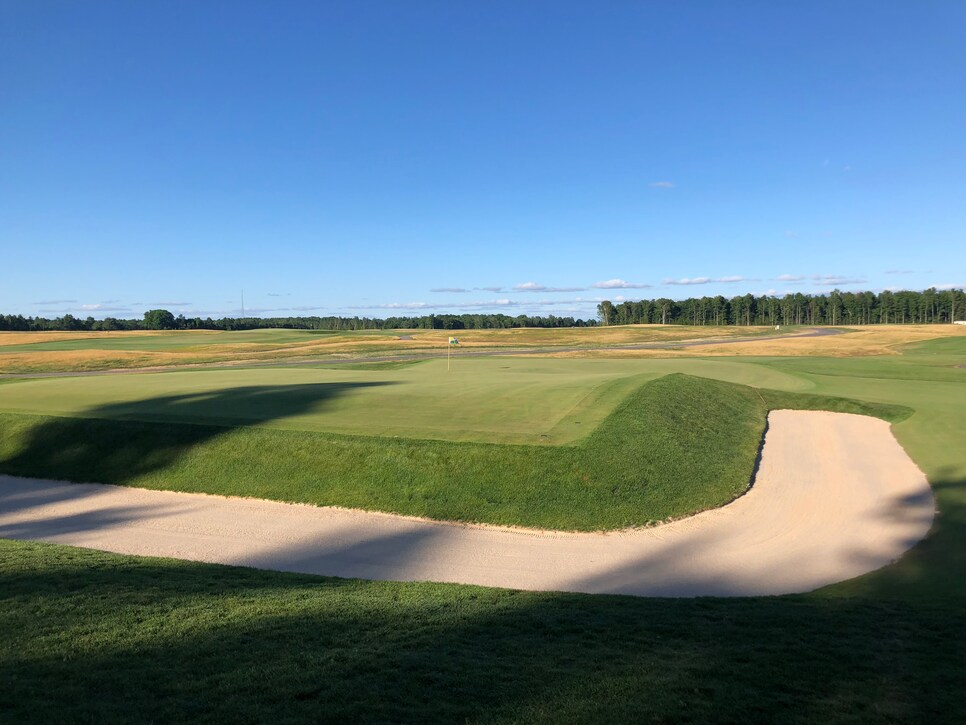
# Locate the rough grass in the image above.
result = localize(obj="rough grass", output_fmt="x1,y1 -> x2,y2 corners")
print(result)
0,374 -> 904,530
0,324 -> 783,372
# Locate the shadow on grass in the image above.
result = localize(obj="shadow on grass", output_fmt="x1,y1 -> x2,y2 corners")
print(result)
0,382 -> 393,486
0,536 -> 963,724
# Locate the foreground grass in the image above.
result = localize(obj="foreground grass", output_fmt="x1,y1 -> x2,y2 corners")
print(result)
0,374 -> 905,530
1,538 -> 962,724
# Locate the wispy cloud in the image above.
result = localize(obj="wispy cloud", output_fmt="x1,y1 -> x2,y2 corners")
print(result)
33,299 -> 77,304
430,287 -> 469,293
512,281 -> 586,293
649,181 -> 675,188
776,274 -> 806,282
79,303 -> 132,312
148,301 -> 192,306
885,270 -> 914,275
591,278 -> 650,289
811,274 -> 867,286
662,276 -> 752,286
664,277 -> 711,286
784,231 -> 800,239
267,292 -> 292,297
350,296 -> 601,312
476,286 -> 504,293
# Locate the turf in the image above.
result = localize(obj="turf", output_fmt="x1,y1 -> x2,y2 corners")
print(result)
0,357 -> 809,444
1,539 -> 962,724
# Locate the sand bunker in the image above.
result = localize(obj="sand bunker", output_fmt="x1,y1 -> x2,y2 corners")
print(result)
0,411 -> 935,597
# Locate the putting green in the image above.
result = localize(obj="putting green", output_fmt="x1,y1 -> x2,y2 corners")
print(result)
0,357 -> 807,444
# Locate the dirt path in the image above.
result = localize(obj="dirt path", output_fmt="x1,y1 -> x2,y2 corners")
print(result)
0,410 -> 933,597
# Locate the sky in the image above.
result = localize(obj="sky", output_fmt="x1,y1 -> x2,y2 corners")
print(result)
2,1 -> 964,320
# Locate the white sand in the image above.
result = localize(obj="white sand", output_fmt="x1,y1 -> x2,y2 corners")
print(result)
0,411 -> 935,597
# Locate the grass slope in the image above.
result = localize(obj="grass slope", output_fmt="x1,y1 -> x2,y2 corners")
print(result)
0,374 -> 904,530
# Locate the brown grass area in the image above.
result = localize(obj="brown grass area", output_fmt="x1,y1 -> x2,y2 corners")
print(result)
541,325 -> 966,359
0,330 -> 217,346
6,324 -> 957,373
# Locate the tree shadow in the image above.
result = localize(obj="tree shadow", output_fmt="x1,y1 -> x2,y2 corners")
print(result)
0,537 -> 963,723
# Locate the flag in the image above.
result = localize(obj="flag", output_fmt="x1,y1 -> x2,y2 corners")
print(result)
448,337 -> 460,345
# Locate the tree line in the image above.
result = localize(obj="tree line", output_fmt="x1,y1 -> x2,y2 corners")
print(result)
2,288 -> 962,333
0,310 -> 596,332
596,288 -> 965,326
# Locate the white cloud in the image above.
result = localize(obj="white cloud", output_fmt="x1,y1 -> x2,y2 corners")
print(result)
148,301 -> 193,307
592,278 -> 650,289
33,299 -> 77,304
512,281 -> 585,292
811,274 -> 867,286
349,296 -> 600,312
663,277 -> 711,286
430,287 -> 469,293
716,275 -> 749,283
932,283 -> 965,291
649,181 -> 675,188
776,274 -> 806,282
476,286 -> 504,293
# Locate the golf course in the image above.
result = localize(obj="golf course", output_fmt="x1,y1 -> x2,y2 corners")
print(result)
1,324 -> 964,722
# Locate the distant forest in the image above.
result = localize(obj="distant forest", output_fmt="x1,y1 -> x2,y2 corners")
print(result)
596,288 -> 965,327
0,288 -> 962,332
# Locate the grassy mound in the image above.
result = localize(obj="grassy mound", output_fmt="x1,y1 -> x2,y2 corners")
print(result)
0,374 -> 906,530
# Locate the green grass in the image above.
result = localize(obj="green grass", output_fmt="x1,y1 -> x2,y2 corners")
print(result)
289,358 -> 431,370
0,357 -> 810,444
1,539 -> 962,724
2,336 -> 965,721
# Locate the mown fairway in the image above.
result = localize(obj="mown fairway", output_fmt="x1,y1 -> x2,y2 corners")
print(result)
0,331 -> 964,722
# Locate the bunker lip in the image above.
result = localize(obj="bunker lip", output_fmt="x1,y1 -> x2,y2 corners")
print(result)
0,410 -> 934,597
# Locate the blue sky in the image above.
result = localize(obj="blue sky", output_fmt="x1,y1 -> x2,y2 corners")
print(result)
2,1 -> 964,320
